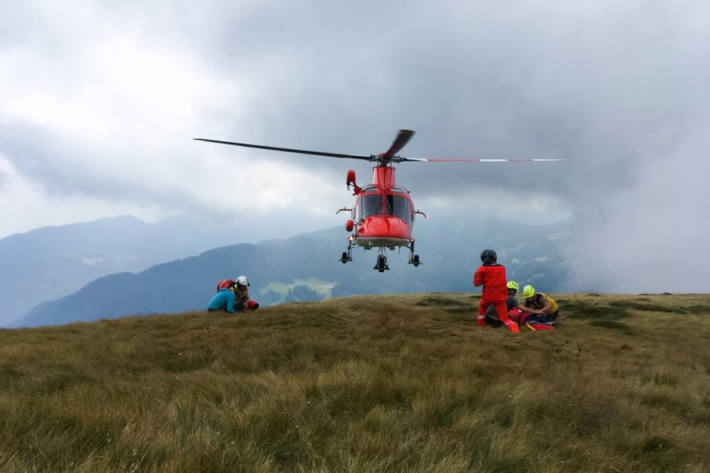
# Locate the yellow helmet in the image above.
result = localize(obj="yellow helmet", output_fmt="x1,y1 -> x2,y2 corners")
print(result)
506,281 -> 519,291
522,284 -> 535,298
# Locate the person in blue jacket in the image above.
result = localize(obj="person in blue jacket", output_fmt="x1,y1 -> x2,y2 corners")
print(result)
207,284 -> 236,313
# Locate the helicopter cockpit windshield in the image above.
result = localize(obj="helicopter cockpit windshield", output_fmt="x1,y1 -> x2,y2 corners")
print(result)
385,194 -> 411,223
358,189 -> 411,223
359,194 -> 382,218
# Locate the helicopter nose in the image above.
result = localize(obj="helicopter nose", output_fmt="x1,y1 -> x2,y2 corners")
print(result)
358,216 -> 411,240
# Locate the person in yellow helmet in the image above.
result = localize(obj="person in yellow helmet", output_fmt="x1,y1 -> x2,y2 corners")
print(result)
519,284 -> 559,326
485,280 -> 522,327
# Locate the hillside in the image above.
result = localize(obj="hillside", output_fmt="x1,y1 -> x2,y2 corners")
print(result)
17,219 -> 571,327
1,293 -> 709,472
0,215 -> 268,326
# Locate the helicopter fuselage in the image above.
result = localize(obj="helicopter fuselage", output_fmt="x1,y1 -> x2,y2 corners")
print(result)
350,166 -> 413,248
340,165 -> 422,270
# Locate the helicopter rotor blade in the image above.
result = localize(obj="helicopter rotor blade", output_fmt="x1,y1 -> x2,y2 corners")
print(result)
381,129 -> 415,160
195,134 -> 566,164
393,156 -> 566,163
424,158 -> 566,162
194,138 -> 373,161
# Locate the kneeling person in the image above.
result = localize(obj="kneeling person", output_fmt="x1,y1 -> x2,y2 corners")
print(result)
232,275 -> 259,312
474,249 -> 519,333
485,280 -> 521,327
207,284 -> 237,313
519,285 -> 559,326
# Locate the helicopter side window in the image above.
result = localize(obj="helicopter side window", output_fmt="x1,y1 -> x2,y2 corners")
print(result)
360,194 -> 383,218
385,194 -> 411,223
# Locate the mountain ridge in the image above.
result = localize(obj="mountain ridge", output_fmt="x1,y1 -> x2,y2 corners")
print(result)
0,214 -> 280,325
16,219 -> 572,327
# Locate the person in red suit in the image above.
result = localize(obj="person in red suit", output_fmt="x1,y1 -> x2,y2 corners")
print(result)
473,249 -> 519,333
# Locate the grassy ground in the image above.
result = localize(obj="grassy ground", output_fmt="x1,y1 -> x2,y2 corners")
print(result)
1,293 -> 709,472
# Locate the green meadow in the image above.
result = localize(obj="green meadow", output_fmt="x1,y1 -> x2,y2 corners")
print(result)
1,293 -> 709,472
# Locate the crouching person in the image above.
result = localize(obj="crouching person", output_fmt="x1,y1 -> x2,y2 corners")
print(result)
474,249 -> 519,333
232,275 -> 260,312
207,275 -> 259,314
485,280 -> 522,327
207,285 -> 237,314
518,285 -> 559,330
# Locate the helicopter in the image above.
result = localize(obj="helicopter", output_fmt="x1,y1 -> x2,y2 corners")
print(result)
195,129 -> 563,272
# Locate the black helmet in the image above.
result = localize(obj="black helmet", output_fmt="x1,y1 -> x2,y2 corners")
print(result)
480,249 -> 497,264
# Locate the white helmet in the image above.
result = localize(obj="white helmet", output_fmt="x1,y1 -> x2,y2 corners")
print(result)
236,275 -> 250,287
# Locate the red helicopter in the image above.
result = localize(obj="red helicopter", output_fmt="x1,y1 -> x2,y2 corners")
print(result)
195,130 -> 562,272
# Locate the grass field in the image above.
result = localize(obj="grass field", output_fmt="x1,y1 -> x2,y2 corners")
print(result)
1,293 -> 709,472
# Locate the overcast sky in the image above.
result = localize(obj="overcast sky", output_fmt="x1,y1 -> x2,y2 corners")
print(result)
1,1 -> 708,292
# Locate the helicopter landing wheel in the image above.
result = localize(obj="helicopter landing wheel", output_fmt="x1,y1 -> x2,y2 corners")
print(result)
340,252 -> 349,264
408,243 -> 421,267
373,254 -> 389,272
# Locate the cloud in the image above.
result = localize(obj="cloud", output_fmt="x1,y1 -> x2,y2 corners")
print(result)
0,154 -> 164,236
1,1 -> 709,291
561,129 -> 710,293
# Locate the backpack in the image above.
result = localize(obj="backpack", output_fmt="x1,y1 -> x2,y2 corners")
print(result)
216,279 -> 235,292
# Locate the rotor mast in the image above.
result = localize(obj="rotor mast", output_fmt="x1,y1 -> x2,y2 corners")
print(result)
370,129 -> 414,188
373,165 -> 396,188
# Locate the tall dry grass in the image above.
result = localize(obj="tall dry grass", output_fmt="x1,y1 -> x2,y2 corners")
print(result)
1,293 -> 709,472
